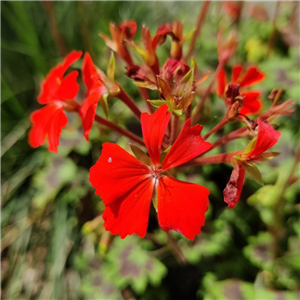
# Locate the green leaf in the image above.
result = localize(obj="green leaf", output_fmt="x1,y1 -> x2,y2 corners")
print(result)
243,162 -> 264,185
130,144 -> 151,165
107,52 -> 115,82
106,236 -> 167,294
247,185 -> 280,207
243,232 -> 274,270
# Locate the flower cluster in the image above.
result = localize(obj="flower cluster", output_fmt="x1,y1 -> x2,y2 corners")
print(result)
28,20 -> 292,240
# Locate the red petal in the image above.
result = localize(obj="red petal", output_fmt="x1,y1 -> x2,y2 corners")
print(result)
28,103 -> 68,153
59,50 -> 83,76
239,91 -> 262,115
38,51 -> 82,104
80,89 -> 103,141
162,119 -> 211,170
224,163 -> 245,208
89,143 -> 153,238
217,69 -> 226,96
82,53 -> 103,92
231,65 -> 243,83
157,176 -> 209,240
56,71 -> 79,100
119,20 -> 137,39
238,66 -> 265,88
152,23 -> 173,49
246,118 -> 281,158
141,104 -> 170,166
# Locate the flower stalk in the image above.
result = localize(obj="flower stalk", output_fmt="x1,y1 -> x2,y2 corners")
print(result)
94,114 -> 144,146
117,86 -> 142,119
191,59 -> 226,124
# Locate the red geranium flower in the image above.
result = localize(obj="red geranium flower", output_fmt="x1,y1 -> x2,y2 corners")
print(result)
80,53 -> 107,141
224,118 -> 281,208
90,104 -> 212,240
217,65 -> 266,115
28,50 -> 82,153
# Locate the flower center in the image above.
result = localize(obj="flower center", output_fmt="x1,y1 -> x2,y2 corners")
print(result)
150,165 -> 163,178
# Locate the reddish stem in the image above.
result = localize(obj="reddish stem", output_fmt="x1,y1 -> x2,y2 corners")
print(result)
210,127 -> 248,151
191,59 -> 225,124
94,114 -> 144,146
204,117 -> 229,140
184,151 -> 241,167
184,1 -> 211,61
170,114 -> 180,144
117,86 -> 142,120
138,87 -> 154,113
150,57 -> 160,77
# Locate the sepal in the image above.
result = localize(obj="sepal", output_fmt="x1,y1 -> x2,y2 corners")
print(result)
99,93 -> 109,118
130,144 -> 152,166
107,52 -> 115,82
242,161 -> 264,186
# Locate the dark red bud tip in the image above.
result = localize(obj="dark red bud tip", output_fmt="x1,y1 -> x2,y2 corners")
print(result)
226,83 -> 240,104
223,163 -> 245,208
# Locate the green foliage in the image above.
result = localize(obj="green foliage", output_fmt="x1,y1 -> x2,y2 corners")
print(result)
106,236 -> 167,294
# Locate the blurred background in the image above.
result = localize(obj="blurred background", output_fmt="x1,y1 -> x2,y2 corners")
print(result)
1,1 -> 299,299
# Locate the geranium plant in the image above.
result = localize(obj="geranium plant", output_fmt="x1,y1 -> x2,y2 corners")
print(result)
28,19 -> 293,242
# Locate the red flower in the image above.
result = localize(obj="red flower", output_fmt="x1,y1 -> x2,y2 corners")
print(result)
217,65 -> 265,115
241,118 -> 281,160
224,118 -> 281,208
80,53 -> 107,141
80,53 -> 120,140
28,51 -> 82,153
90,105 -> 212,240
